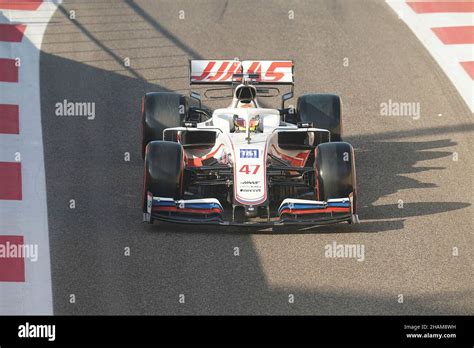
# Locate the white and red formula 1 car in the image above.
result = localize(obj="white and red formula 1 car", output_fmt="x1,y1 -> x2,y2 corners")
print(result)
141,59 -> 359,226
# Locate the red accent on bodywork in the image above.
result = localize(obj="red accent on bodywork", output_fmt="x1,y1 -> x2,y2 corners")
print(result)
142,147 -> 148,211
314,147 -> 320,200
280,207 -> 350,215
187,157 -> 203,167
152,206 -> 222,214
186,143 -> 224,167
180,147 -> 185,197
271,144 -> 310,167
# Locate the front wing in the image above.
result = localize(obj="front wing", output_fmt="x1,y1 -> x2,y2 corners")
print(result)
143,193 -> 358,226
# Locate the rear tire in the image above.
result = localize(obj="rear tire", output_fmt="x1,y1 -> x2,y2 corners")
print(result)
143,141 -> 184,213
314,142 -> 357,213
297,94 -> 342,141
141,92 -> 188,159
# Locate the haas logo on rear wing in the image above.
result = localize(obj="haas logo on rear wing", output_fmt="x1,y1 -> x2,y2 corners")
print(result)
190,59 -> 294,84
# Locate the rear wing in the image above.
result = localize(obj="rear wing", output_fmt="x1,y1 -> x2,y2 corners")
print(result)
189,59 -> 294,85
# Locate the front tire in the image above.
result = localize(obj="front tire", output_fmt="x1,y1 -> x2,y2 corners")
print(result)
142,141 -> 184,213
314,142 -> 357,213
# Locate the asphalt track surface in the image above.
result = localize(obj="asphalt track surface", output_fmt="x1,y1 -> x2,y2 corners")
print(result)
39,0 -> 473,314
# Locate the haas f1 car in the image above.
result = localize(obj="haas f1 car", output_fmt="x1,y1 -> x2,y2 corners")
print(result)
141,59 -> 359,226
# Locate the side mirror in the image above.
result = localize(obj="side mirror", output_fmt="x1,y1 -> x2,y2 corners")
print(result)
190,91 -> 202,107
281,92 -> 293,108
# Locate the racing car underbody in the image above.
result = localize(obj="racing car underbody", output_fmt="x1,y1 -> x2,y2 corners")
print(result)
141,59 -> 359,226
